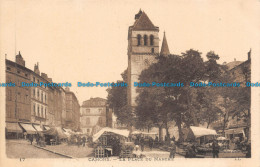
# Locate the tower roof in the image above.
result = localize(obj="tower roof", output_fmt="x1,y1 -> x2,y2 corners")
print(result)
160,32 -> 170,56
132,10 -> 158,31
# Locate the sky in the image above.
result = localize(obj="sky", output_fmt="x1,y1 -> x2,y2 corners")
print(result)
1,0 -> 260,105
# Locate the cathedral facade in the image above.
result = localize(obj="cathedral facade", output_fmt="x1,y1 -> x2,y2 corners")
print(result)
127,10 -> 170,107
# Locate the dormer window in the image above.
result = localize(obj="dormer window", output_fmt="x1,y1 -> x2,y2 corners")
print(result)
137,34 -> 141,46
144,35 -> 148,46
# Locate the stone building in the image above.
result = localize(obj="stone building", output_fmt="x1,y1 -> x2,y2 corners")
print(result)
30,63 -> 48,126
5,52 -> 31,138
127,10 -> 170,107
5,52 -> 77,138
228,50 -> 251,85
64,87 -> 80,131
80,97 -> 107,135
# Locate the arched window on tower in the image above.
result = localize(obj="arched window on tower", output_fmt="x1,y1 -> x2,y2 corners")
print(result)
137,34 -> 141,46
144,35 -> 148,46
150,35 -> 154,46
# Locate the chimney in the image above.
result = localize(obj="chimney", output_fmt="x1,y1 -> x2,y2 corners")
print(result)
47,78 -> 52,82
34,62 -> 40,75
41,73 -> 48,80
234,58 -> 236,61
65,87 -> 70,92
15,51 -> 25,66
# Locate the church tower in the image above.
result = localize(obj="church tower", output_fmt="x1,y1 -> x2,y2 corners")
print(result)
127,10 -> 160,107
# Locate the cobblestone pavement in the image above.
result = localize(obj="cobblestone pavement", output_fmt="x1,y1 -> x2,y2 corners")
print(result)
43,143 -> 94,158
138,146 -> 184,158
6,139 -> 63,158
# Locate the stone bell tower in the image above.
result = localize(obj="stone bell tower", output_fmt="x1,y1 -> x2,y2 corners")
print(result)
127,10 -> 160,107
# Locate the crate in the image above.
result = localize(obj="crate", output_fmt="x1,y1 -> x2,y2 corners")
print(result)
120,149 -> 132,158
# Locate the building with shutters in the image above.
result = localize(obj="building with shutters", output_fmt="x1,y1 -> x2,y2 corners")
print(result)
80,97 -> 108,135
5,52 -> 76,138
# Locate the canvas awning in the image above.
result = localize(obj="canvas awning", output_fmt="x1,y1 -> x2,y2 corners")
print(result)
63,128 -> 74,136
6,122 -> 23,133
131,131 -> 142,135
93,127 -> 130,142
217,136 -> 228,140
190,126 -> 217,138
20,123 -> 37,134
33,124 -> 43,132
41,127 -> 68,139
43,125 -> 50,130
225,128 -> 245,135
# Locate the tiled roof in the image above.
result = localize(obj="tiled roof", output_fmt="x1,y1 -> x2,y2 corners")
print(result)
132,11 -> 158,31
225,61 -> 243,70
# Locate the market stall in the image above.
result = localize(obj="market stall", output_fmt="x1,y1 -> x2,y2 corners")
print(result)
41,127 -> 68,145
183,126 -> 218,157
93,127 -> 131,157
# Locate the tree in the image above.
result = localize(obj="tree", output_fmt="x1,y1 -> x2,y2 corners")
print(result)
136,49 -> 208,142
106,70 -> 135,127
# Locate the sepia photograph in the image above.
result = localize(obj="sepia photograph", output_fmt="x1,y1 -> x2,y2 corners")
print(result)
0,0 -> 260,166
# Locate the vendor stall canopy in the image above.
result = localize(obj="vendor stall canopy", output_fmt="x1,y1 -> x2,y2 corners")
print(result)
190,126 -> 217,138
41,127 -> 67,139
93,127 -> 130,142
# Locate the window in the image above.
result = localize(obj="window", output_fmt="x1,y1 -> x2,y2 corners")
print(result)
25,94 -> 28,103
8,90 -> 12,101
25,73 -> 28,77
37,105 -> 40,116
45,108 -> 47,118
6,105 -> 11,118
15,108 -> 19,118
33,88 -> 35,97
137,34 -> 141,46
17,92 -> 21,102
41,92 -> 43,102
151,48 -> 154,53
41,106 -> 43,117
150,35 -> 154,46
86,118 -> 90,125
144,35 -> 148,46
85,109 -> 90,115
144,59 -> 150,66
37,89 -> 39,98
33,104 -> 36,115
87,129 -> 90,132
17,70 -> 20,74
37,79 -> 39,83
98,117 -> 103,125
45,94 -> 46,103
7,67 -> 11,71
7,76 -> 12,83
33,77 -> 35,82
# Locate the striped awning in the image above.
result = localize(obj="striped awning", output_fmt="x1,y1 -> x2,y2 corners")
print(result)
20,123 -> 37,134
6,122 -> 23,133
